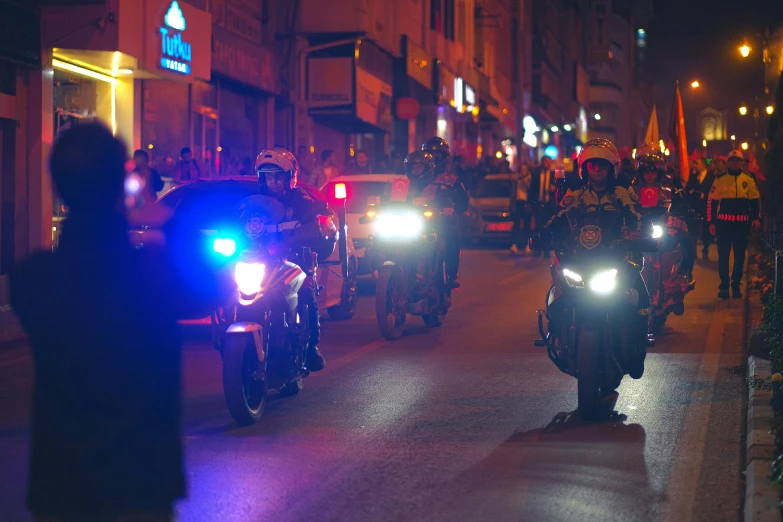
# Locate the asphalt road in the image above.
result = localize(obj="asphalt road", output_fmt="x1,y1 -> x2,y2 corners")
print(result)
0,247 -> 746,522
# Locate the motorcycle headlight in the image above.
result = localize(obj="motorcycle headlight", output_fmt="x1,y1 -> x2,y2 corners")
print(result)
374,212 -> 424,239
235,262 -> 265,295
589,268 -> 618,294
651,224 -> 664,239
562,268 -> 584,288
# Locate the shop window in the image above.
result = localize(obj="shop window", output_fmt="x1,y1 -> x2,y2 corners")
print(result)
219,87 -> 259,176
431,0 -> 442,32
141,80 -> 190,178
445,0 -> 455,41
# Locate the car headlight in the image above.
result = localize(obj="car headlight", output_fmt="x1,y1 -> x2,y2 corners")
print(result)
589,268 -> 618,294
562,268 -> 584,288
374,212 -> 424,239
235,262 -> 265,295
652,224 -> 664,239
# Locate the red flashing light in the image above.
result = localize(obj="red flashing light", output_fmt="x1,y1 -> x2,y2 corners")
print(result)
334,183 -> 347,200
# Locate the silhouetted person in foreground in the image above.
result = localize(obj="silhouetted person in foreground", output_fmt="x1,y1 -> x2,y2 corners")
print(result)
11,123 -> 226,522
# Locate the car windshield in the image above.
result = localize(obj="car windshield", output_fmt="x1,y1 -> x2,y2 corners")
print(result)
159,182 -> 259,229
322,181 -> 397,213
473,179 -> 511,198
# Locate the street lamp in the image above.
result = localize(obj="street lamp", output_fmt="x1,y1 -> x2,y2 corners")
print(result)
731,134 -> 736,140
740,44 -> 751,58
767,105 -> 775,115
594,113 -> 601,120
741,142 -> 749,150
739,106 -> 748,116
691,80 -> 700,88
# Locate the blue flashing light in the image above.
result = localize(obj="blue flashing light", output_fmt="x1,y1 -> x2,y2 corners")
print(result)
213,237 -> 237,257
544,145 -> 559,160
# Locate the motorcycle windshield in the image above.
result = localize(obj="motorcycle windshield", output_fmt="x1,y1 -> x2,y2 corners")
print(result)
558,207 -> 624,266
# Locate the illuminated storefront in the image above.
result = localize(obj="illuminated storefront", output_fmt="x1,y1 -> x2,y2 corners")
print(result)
45,0 -> 211,246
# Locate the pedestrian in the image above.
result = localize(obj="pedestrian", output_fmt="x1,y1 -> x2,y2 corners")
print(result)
707,149 -> 761,299
308,149 -> 339,188
685,156 -> 716,259
510,162 -> 532,255
174,146 -> 201,184
528,156 -> 557,256
347,149 -> 373,174
297,145 -> 314,182
390,150 -> 405,174
376,154 -> 390,172
10,123 -> 227,522
133,149 -> 165,205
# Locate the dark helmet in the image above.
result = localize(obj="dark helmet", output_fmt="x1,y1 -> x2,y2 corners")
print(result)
636,144 -> 666,182
577,138 -> 620,182
255,147 -> 299,195
422,137 -> 450,170
404,151 -> 436,183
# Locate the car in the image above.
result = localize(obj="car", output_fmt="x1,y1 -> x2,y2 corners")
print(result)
129,177 -> 358,321
321,173 -> 408,275
463,174 -> 516,241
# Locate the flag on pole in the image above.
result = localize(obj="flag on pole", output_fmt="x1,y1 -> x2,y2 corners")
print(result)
644,105 -> 659,145
667,82 -> 690,185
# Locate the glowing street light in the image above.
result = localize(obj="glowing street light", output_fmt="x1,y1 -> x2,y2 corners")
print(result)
739,44 -> 751,58
495,151 -> 503,159
664,149 -> 670,156
739,106 -> 748,116
691,80 -> 700,88
767,105 -> 775,115
551,126 -> 559,132
563,124 -> 572,131
594,113 -> 601,120
731,134 -> 736,140
741,142 -> 749,150
702,139 -> 707,147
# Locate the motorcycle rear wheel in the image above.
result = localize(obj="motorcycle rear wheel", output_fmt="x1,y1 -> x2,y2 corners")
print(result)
577,328 -> 603,421
222,335 -> 267,426
376,266 -> 406,340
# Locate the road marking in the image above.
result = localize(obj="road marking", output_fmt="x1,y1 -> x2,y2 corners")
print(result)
661,298 -> 735,522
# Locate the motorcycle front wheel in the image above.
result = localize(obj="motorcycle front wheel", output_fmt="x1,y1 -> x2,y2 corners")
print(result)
376,266 -> 407,340
222,334 -> 267,426
577,328 -> 603,421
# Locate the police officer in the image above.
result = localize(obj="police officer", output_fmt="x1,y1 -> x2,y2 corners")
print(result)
420,137 -> 469,288
707,149 -> 761,299
403,150 -> 436,194
635,145 -> 696,280
254,147 -> 328,370
544,139 -> 650,379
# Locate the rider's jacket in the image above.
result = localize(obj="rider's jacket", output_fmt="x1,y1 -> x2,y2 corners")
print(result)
414,172 -> 469,214
544,183 -> 643,238
707,170 -> 760,224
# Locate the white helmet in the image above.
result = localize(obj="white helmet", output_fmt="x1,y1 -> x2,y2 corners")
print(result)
577,138 -> 620,180
255,147 -> 299,191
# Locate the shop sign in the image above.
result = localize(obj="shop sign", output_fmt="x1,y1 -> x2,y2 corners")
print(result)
308,58 -> 353,108
159,1 -> 192,75
396,97 -> 420,120
356,67 -> 393,131
212,26 -> 278,93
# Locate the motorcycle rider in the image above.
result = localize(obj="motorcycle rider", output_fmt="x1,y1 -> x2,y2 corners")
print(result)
253,147 -> 328,371
635,146 -> 696,281
420,138 -> 469,288
543,138 -> 650,379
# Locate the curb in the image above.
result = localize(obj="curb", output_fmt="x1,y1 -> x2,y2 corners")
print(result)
745,355 -> 781,522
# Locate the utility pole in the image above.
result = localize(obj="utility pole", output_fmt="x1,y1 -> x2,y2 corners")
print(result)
512,0 -> 523,169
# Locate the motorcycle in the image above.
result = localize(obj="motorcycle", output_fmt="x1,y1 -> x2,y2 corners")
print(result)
638,191 -> 697,333
208,194 -> 346,425
361,195 -> 452,340
534,208 -> 657,420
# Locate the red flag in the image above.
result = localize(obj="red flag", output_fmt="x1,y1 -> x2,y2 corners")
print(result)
640,186 -> 659,208
390,178 -> 410,201
667,82 -> 690,185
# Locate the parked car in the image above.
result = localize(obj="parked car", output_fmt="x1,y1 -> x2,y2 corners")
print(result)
321,174 -> 408,275
129,177 -> 358,321
463,174 -> 516,241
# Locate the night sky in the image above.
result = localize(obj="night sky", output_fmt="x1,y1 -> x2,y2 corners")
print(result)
645,0 -> 783,144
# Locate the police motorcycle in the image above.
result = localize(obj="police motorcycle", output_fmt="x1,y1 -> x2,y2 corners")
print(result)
534,206 -> 658,419
209,193 -> 346,425
360,179 -> 452,340
634,155 -> 696,333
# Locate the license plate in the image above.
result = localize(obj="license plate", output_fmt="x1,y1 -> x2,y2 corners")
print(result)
486,222 -> 513,232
